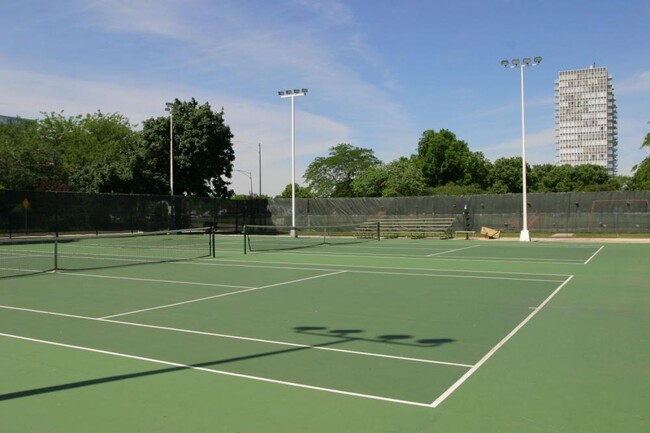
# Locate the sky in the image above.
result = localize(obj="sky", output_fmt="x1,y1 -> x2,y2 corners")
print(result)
1,0 -> 649,196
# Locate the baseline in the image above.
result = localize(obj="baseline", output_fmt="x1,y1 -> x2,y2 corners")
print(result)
0,304 -> 471,368
0,331 -> 432,408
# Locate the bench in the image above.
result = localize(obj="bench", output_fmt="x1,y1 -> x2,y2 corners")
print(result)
356,217 -> 455,239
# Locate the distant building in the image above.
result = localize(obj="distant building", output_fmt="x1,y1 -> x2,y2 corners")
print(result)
0,115 -> 33,126
555,65 -> 617,175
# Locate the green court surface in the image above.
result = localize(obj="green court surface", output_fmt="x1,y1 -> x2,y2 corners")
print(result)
0,237 -> 648,432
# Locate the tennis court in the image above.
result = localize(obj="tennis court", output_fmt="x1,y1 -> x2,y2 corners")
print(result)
1,234 -> 648,432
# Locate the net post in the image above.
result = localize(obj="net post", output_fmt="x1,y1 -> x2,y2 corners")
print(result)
376,221 -> 381,240
54,236 -> 59,271
242,225 -> 248,255
210,226 -> 216,257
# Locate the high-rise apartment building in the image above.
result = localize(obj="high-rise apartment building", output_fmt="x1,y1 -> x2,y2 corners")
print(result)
554,65 -> 617,174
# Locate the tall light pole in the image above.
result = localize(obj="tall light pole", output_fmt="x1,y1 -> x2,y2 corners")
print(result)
258,143 -> 262,197
501,57 -> 542,242
235,169 -> 253,196
278,88 -> 308,237
164,102 -> 174,196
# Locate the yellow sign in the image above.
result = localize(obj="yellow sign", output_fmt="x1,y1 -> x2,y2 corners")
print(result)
22,198 -> 30,209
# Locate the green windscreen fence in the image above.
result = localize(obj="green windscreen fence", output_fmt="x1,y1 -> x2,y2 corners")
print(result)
1,189 -> 649,239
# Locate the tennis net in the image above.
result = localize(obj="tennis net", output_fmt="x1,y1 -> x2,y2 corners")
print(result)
0,228 -> 214,278
243,223 -> 379,253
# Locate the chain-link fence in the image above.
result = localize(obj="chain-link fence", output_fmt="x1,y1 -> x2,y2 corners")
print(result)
1,189 -> 648,238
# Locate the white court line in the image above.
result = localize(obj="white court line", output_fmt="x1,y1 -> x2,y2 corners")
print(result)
426,245 -> 481,257
0,332 -> 432,408
61,272 -> 252,290
0,304 -> 472,368
181,258 -> 573,279
257,249 -> 588,265
429,275 -> 574,408
66,264 -> 565,286
584,245 -> 605,265
100,270 -> 348,319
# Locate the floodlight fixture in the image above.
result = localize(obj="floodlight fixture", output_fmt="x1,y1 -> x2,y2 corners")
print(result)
500,59 -> 509,67
534,56 -> 542,64
523,58 -> 531,65
512,58 -> 521,66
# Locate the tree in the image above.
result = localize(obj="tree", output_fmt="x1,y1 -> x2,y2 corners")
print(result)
352,157 -> 428,197
139,98 -> 235,197
529,163 -> 557,192
351,164 -> 387,197
278,183 -> 313,198
0,112 -> 139,192
38,111 -> 141,193
415,129 -> 488,188
304,143 -> 380,197
490,157 -> 527,193
381,157 -> 428,197
529,164 -> 610,192
0,119 -> 65,190
631,130 -> 650,190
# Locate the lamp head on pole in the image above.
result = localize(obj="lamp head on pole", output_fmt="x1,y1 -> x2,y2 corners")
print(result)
278,88 -> 308,99
500,56 -> 542,69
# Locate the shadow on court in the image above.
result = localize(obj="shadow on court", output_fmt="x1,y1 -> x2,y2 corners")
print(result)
0,327 -> 454,401
294,326 -> 454,347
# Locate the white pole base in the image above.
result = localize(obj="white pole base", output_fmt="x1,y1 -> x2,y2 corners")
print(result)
519,229 -> 531,242
290,229 -> 297,238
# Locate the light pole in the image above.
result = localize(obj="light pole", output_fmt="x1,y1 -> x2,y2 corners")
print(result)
258,143 -> 262,197
500,57 -> 542,242
235,169 -> 253,197
164,102 -> 174,196
278,88 -> 308,237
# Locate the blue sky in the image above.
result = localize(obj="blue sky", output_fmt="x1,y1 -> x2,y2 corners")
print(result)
1,0 -> 649,196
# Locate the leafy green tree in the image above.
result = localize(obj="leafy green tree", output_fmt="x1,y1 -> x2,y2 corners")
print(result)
631,159 -> 650,190
0,112 -> 139,192
278,183 -> 313,198
490,157 -> 527,193
38,111 -> 141,193
570,164 -> 610,191
529,164 -> 610,192
0,120 -> 65,190
629,129 -> 650,190
430,183 -> 487,196
139,98 -> 235,197
381,157 -> 428,197
351,164 -> 388,197
529,163 -> 557,192
417,129 -> 481,187
304,143 -> 380,197
462,151 -> 493,190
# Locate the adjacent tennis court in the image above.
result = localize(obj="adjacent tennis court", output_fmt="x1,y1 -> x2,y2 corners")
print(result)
1,234 -> 648,433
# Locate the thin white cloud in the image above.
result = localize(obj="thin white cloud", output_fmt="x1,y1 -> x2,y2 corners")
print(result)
481,128 -> 556,164
616,70 -> 650,95
293,0 -> 353,24
82,0 -> 197,39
